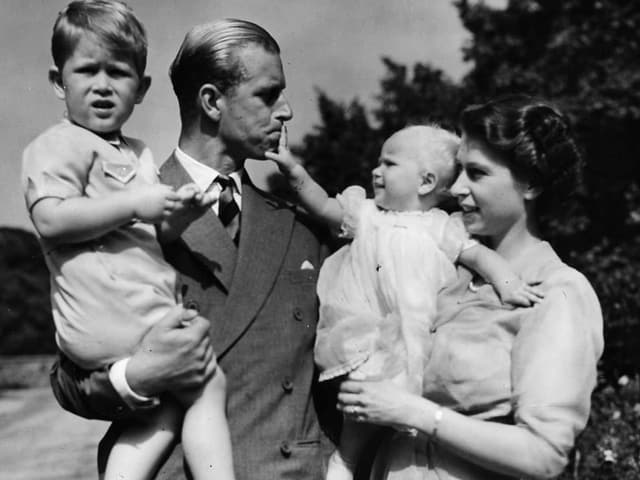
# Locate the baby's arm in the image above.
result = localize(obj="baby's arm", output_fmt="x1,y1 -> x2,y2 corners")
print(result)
459,244 -> 544,306
158,184 -> 216,242
30,184 -> 182,245
265,126 -> 344,230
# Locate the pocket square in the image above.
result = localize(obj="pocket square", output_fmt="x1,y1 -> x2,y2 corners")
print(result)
300,260 -> 315,270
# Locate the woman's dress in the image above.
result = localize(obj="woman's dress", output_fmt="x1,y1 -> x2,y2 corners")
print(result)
369,241 -> 604,479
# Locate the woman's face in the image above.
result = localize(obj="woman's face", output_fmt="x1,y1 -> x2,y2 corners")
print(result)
450,135 -> 530,241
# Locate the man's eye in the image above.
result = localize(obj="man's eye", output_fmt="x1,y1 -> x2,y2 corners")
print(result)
260,90 -> 280,104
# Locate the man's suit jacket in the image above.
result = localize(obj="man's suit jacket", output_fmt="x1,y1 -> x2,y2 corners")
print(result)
50,154 -> 336,480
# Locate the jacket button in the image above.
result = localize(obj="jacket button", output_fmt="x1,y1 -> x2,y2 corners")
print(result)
185,300 -> 200,312
280,441 -> 292,457
293,308 -> 303,321
282,377 -> 293,393
429,326 -> 437,334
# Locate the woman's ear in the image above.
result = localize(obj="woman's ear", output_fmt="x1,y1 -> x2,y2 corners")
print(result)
198,83 -> 223,122
48,66 -> 65,100
418,171 -> 437,196
523,183 -> 543,201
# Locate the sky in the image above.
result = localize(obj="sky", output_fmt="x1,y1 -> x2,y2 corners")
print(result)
0,0 -> 504,230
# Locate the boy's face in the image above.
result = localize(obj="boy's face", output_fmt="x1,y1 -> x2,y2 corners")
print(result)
49,34 -> 150,134
371,133 -> 427,211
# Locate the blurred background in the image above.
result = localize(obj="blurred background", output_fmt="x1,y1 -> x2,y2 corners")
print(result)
2,0 -> 640,478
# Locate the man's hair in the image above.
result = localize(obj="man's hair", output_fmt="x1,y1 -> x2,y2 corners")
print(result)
169,18 -> 280,121
51,0 -> 148,76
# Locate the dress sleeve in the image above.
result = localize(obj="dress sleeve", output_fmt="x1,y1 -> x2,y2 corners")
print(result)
439,212 -> 478,262
22,127 -> 93,211
336,185 -> 367,239
511,267 -> 604,466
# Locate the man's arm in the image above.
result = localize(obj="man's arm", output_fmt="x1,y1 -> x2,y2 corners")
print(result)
50,306 -> 216,420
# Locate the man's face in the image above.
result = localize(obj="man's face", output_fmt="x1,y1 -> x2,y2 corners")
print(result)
217,44 -> 293,161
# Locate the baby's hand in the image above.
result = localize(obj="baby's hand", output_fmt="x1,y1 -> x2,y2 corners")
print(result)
133,184 -> 180,222
496,277 -> 544,307
264,125 -> 299,175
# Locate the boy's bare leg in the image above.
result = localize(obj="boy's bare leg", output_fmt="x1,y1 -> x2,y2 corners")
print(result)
102,401 -> 181,480
176,368 -> 236,480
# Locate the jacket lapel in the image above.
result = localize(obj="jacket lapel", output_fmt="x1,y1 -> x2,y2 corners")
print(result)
160,155 -> 237,291
215,175 -> 295,356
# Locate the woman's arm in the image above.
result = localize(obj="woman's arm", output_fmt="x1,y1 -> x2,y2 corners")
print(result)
339,377 -> 564,479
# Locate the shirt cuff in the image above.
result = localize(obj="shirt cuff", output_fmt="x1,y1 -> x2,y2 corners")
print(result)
108,357 -> 161,410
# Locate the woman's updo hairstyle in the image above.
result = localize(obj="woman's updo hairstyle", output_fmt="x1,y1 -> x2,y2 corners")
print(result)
459,94 -> 583,217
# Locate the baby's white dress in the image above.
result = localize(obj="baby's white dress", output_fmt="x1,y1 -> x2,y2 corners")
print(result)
314,186 -> 475,393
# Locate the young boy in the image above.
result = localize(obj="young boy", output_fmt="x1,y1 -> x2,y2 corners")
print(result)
22,2 -> 234,479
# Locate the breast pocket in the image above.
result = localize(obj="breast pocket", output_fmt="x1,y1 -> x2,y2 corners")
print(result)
102,159 -> 137,184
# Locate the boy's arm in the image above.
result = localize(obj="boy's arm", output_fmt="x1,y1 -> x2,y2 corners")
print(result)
30,184 -> 180,245
265,127 -> 344,230
459,244 -> 544,306
158,184 -> 216,242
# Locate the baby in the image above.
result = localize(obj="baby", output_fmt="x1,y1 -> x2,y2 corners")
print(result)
266,124 -> 542,480
22,1 -> 234,479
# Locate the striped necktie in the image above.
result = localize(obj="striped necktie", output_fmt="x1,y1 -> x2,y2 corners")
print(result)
215,175 -> 240,243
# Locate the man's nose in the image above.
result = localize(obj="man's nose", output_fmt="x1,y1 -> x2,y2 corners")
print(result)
274,94 -> 293,122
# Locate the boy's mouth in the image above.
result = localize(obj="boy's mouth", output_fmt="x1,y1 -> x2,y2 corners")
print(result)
91,100 -> 115,110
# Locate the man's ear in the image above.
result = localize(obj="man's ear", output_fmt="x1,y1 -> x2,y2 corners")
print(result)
135,75 -> 152,104
418,171 -> 437,196
48,66 -> 65,100
198,83 -> 223,122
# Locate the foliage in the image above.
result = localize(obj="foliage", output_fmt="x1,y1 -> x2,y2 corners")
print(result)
0,227 -> 55,354
559,375 -> 640,479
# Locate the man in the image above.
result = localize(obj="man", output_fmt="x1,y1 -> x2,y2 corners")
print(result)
51,19 -> 336,479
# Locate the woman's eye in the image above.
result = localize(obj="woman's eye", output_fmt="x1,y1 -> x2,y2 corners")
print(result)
467,168 -> 485,180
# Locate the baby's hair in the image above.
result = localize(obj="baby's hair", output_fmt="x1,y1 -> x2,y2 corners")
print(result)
52,0 -> 148,76
398,125 -> 461,188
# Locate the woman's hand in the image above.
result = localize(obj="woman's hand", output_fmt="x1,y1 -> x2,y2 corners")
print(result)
337,372 -> 421,431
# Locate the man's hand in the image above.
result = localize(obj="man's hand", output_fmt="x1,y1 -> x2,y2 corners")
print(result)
125,305 -> 216,397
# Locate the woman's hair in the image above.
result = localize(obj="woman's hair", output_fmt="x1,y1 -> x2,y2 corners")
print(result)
51,0 -> 148,77
459,94 -> 583,216
169,18 -> 280,122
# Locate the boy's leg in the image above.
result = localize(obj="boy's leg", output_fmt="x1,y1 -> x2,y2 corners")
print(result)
327,418 -> 379,480
102,401 -> 181,480
175,368 -> 235,480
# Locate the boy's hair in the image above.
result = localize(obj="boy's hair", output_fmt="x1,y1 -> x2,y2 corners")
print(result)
51,0 -> 148,76
397,125 -> 461,188
169,18 -> 280,122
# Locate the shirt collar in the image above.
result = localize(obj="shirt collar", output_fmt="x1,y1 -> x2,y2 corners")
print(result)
174,146 -> 242,194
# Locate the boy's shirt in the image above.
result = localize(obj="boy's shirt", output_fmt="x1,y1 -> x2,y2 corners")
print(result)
22,120 -> 177,369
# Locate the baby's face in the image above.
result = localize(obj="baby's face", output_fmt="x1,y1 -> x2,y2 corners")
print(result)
54,35 -> 147,134
371,135 -> 426,212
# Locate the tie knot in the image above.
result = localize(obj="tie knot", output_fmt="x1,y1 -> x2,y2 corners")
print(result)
216,175 -> 234,190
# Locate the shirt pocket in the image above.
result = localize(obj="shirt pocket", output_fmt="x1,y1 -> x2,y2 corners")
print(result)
102,159 -> 137,184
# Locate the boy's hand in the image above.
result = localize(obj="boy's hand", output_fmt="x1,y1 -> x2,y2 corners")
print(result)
133,184 -> 181,223
264,124 -> 300,175
496,277 -> 544,307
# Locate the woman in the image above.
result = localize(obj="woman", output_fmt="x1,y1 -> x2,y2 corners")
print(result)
338,95 -> 604,479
